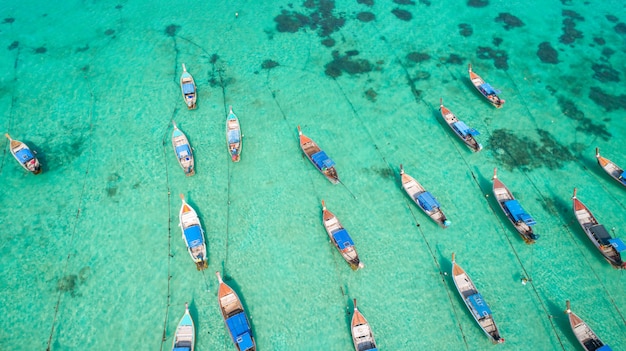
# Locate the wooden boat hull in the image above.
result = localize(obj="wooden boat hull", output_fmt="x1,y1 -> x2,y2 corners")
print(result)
172,122 -> 195,176
492,169 -> 537,244
451,254 -> 504,344
226,106 -> 242,162
572,189 -> 625,269
400,165 -> 450,227
172,303 -> 195,351
440,102 -> 482,152
596,148 -> 626,187
322,201 -> 363,270
351,299 -> 377,351
180,63 -> 197,109
468,64 -> 505,108
5,134 -> 41,174
179,195 -> 207,270
565,301 -> 610,351
298,126 -> 339,184
216,272 -> 256,351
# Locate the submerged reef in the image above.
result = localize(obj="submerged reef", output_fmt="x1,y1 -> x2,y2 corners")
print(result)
392,8 -> 412,21
459,24 -> 473,37
467,0 -> 488,7
537,42 -> 559,64
588,87 -> 626,112
557,96 -> 611,140
357,12 -> 375,22
274,1 -> 345,38
560,10 -> 584,44
34,47 -> 47,54
357,0 -> 374,6
477,46 -> 508,70
591,63 -> 620,83
262,59 -> 280,70
495,13 -> 525,30
164,24 -> 180,37
406,52 -> 430,64
325,50 -> 373,78
7,41 -> 18,50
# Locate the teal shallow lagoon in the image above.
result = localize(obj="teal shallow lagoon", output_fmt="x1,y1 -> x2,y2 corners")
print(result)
1,0 -> 626,350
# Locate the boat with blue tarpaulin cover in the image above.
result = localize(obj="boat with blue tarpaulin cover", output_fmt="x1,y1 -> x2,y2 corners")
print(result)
468,64 -> 505,108
451,253 -> 504,344
400,164 -> 450,227
492,168 -> 538,244
566,300 -> 614,351
226,106 -> 242,162
5,133 -> 41,174
298,125 -> 339,184
439,99 -> 482,152
596,148 -> 626,187
172,121 -> 195,176
171,303 -> 195,351
216,271 -> 256,351
351,299 -> 377,351
179,194 -> 208,270
572,188 -> 626,269
322,200 -> 364,270
180,63 -> 197,109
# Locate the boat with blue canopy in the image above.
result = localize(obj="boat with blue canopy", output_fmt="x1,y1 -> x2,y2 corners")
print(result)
226,106 -> 243,162
5,133 -> 42,174
451,253 -> 504,344
298,125 -> 339,184
321,200 -> 364,270
351,299 -> 377,351
172,121 -> 195,176
171,303 -> 195,351
468,64 -> 505,108
216,271 -> 256,351
566,300 -> 614,351
439,99 -> 482,152
596,148 -> 626,187
572,188 -> 626,269
492,168 -> 538,244
180,63 -> 197,109
178,194 -> 207,270
400,165 -> 450,227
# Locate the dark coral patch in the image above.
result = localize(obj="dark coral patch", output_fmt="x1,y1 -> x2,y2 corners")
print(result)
325,50 -> 372,78
321,38 -> 335,47
7,41 -> 18,50
262,59 -> 279,70
75,45 -> 89,53
601,47 -> 614,57
492,37 -> 503,46
275,11 -> 310,33
606,15 -> 618,23
589,87 -> 626,112
489,128 -> 575,171
467,0 -> 488,7
57,275 -> 78,295
104,29 -> 115,36
394,0 -> 415,4
406,52 -> 430,63
164,24 -> 180,37
615,23 -> 626,34
357,11 -> 375,22
34,47 -> 47,54
357,0 -> 374,6
419,0 -> 431,5
346,50 -> 359,56
537,42 -> 558,64
593,37 -> 605,45
3,17 -> 15,24
391,8 -> 412,21
275,1 -> 345,38
557,96 -> 611,140
592,63 -> 619,83
459,23 -> 472,37
365,88 -> 377,102
445,54 -> 464,64
477,47 -> 508,70
115,4 -> 123,9
495,13 -> 525,30
559,10 -> 584,44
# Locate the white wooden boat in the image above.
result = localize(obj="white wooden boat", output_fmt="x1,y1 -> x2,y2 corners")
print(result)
180,63 -> 197,109
492,168 -> 538,244
596,148 -> 626,187
572,188 -> 625,269
351,298 -> 377,351
216,272 -> 256,351
171,303 -> 195,351
468,64 -> 505,108
440,99 -> 482,152
451,253 -> 504,344
5,133 -> 41,174
172,121 -> 195,176
298,125 -> 339,184
565,300 -> 613,351
400,164 -> 450,227
179,194 -> 207,270
321,200 -> 364,270
226,106 -> 242,162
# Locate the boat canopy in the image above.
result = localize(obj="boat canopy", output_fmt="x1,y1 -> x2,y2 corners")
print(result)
620,171 -> 626,181
332,229 -> 354,250
467,293 -> 492,318
452,121 -> 479,137
416,192 -> 440,211
596,345 -> 613,351
609,238 -> 626,252
182,83 -> 195,94
176,144 -> 191,157
228,130 -> 240,144
311,151 -> 335,170
183,225 -> 204,248
173,348 -> 191,351
480,83 -> 499,95
226,312 -> 254,350
503,200 -> 536,226
15,148 -> 34,162
589,224 -> 612,245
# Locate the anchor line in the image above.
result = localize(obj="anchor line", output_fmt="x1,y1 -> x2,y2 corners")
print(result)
46,75 -> 96,351
1,48 -> 21,174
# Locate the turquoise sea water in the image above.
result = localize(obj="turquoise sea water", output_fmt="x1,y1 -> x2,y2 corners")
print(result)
1,0 -> 626,350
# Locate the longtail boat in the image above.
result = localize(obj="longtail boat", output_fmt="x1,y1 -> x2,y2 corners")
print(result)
572,188 -> 626,269
171,303 -> 195,351
180,63 -> 197,109
400,164 -> 450,227
5,133 -> 41,174
351,299 -> 377,351
298,125 -> 339,184
179,194 -> 208,270
321,200 -> 364,270
440,98 -> 482,152
468,64 -> 505,108
596,148 -> 626,187
226,106 -> 242,162
172,121 -> 195,176
216,272 -> 256,351
492,168 -> 538,244
451,253 -> 504,344
565,300 -> 613,351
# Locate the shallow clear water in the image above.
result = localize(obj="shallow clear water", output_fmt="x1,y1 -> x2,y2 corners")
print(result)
1,0 -> 625,350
